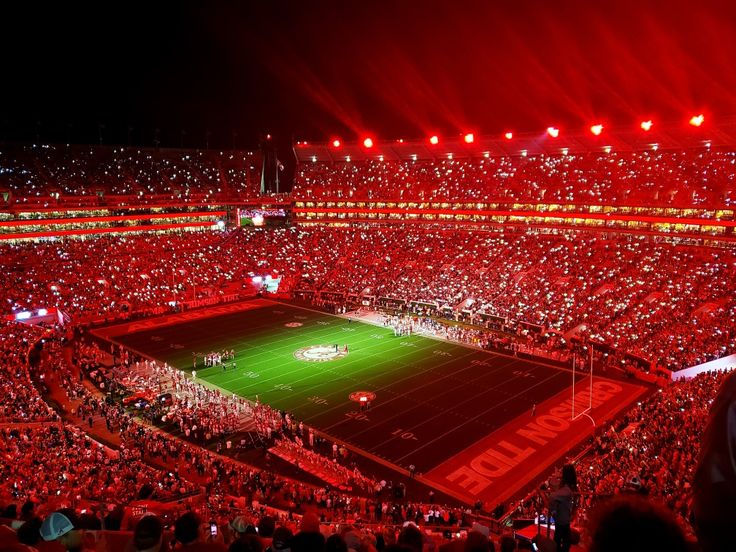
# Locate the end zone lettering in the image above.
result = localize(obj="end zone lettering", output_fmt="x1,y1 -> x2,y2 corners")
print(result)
442,380 -> 624,497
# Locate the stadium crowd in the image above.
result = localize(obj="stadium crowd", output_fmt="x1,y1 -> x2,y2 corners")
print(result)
78,345 -> 379,496
2,145 -> 736,551
0,321 -> 59,423
0,322 -> 198,517
2,225 -> 735,371
1,322 -> 729,552
0,144 -> 262,202
0,323 -> 727,551
3,145 -> 735,213
294,150 -> 736,208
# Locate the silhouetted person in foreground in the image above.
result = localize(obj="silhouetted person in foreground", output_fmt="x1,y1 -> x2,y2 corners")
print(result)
693,369 -> 736,552
548,464 -> 576,552
586,495 -> 689,552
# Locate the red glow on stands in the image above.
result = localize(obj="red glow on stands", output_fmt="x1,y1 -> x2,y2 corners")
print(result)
689,114 -> 705,127
429,135 -> 439,145
0,211 -> 225,229
547,127 -> 560,138
590,124 -> 604,136
504,132 -> 513,140
363,137 -> 374,148
332,139 -> 341,148
640,120 -> 653,131
0,222 -> 215,241
464,133 -> 474,144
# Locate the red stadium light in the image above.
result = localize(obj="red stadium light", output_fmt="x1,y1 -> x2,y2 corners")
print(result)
504,132 -> 513,140
590,124 -> 604,136
464,133 -> 474,144
689,114 -> 705,127
640,120 -> 653,131
547,127 -> 560,138
332,139 -> 341,148
429,135 -> 439,145
363,137 -> 374,148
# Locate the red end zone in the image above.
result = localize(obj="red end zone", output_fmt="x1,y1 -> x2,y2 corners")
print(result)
91,298 -> 274,339
423,379 -> 647,505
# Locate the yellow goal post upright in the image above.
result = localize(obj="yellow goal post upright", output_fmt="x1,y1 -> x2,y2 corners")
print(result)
571,346 -> 595,426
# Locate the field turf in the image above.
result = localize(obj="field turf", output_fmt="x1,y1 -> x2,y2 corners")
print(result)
107,300 -> 582,473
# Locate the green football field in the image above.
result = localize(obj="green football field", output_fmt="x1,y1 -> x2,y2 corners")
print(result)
104,299 -> 579,473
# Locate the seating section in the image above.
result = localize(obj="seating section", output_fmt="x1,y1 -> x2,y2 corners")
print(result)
294,151 -> 736,207
0,144 -> 262,203
7,227 -> 730,370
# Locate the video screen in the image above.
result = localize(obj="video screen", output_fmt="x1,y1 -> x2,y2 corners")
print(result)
238,208 -> 287,227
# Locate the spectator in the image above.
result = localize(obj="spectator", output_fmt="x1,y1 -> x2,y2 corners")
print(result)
397,525 -> 423,552
464,531 -> 494,552
291,513 -> 325,552
586,496 -> 689,552
497,536 -> 516,552
693,369 -> 736,552
229,536 -> 264,552
128,514 -> 168,552
324,534 -> 347,552
173,512 -> 226,552
269,527 -> 293,552
548,465 -> 576,552
39,510 -> 87,552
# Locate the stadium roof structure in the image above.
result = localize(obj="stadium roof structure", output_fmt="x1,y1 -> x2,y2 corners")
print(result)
294,117 -> 736,163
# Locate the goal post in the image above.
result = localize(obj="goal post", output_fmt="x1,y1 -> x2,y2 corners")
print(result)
571,347 -> 595,426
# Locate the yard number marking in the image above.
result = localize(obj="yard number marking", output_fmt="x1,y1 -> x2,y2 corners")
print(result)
307,396 -> 328,405
392,428 -> 419,441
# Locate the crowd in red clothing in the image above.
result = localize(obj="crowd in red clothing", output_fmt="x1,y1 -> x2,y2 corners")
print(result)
0,144 -> 262,202
234,226 -> 735,371
2,144 -> 736,549
47,336 -> 437,516
1,225 -> 735,371
294,150 -> 736,208
0,245 -> 733,550
0,231 -> 240,321
141,361 -> 244,441
0,423 -> 196,507
0,321 -> 58,423
0,310 -> 481,546
0,334 -> 197,516
4,145 -> 736,212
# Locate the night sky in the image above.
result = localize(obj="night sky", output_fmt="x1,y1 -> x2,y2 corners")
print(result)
1,0 -> 735,149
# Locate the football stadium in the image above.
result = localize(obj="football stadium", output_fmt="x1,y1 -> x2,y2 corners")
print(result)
1,2 -> 735,552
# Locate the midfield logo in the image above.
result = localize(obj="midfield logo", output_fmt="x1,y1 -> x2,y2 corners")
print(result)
294,344 -> 348,362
